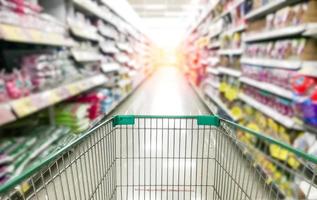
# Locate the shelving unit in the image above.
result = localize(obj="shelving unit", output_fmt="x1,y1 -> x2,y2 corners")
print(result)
241,57 -> 305,70
189,80 -> 218,114
239,93 -> 301,129
69,26 -> 100,41
12,75 -> 107,118
222,24 -> 246,35
218,67 -> 241,77
245,0 -> 300,20
184,0 -> 317,198
0,0 -> 154,189
206,67 -> 219,75
240,77 -> 293,99
0,23 -> 74,46
71,50 -> 102,62
218,48 -> 244,55
244,25 -> 306,42
205,90 -> 239,121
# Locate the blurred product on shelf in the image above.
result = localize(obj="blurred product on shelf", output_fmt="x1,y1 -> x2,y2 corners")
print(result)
0,125 -> 74,184
55,103 -> 91,133
291,75 -> 317,127
241,65 -> 295,90
242,84 -> 294,117
0,0 -> 65,34
245,38 -> 317,61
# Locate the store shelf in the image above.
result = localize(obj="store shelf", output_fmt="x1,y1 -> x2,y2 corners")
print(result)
208,57 -> 220,66
190,0 -> 244,35
239,93 -> 301,130
188,1 -> 217,34
101,63 -> 121,73
205,90 -> 239,121
116,54 -> 130,64
100,44 -> 119,54
245,0 -> 300,20
243,24 -> 317,42
98,27 -> 118,40
2,75 -> 107,120
0,23 -> 74,47
223,24 -> 246,35
69,26 -> 100,41
241,57 -> 303,70
220,0 -> 245,17
72,0 -> 107,22
208,41 -> 221,49
206,67 -> 220,75
209,29 -> 222,39
204,80 -> 220,89
89,73 -> 147,128
299,64 -> 317,78
240,77 -> 293,99
100,0 -> 146,35
118,79 -> 132,87
218,48 -> 243,56
117,43 -> 133,53
71,50 -> 102,62
218,67 -> 241,77
189,80 -> 218,114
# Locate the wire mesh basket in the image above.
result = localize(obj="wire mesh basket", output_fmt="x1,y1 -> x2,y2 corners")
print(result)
1,115 -> 317,200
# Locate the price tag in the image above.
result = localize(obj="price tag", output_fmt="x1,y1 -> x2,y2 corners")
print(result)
67,84 -> 79,95
11,97 -> 36,117
49,90 -> 62,104
48,34 -> 63,45
0,24 -> 27,42
28,29 -> 44,44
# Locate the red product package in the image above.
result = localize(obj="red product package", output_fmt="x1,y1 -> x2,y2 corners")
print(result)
290,74 -> 316,96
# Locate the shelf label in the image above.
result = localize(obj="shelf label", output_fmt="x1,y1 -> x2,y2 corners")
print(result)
0,24 -> 27,42
11,97 -> 36,117
67,84 -> 80,95
49,90 -> 62,103
28,29 -> 44,43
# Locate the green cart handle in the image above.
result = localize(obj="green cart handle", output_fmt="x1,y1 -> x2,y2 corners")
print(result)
113,115 -> 317,164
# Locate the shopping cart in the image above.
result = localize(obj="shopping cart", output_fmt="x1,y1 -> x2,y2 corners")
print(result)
1,115 -> 317,200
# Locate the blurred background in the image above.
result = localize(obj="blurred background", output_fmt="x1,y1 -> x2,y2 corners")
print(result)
1,0 -> 317,199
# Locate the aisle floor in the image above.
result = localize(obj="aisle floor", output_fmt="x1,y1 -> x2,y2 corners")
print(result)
113,66 -> 209,115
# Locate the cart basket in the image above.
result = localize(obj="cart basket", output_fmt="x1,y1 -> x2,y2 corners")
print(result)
1,115 -> 317,200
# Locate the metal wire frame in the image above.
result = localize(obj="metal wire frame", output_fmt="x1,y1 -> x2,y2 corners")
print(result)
115,117 -> 216,200
221,121 -> 317,200
1,119 -> 117,200
1,116 -> 317,200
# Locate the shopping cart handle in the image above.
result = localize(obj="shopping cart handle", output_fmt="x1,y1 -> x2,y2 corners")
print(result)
113,115 -> 220,127
113,115 -> 135,126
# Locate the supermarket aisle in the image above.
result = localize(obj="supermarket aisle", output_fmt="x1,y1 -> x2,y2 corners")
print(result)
114,66 -> 209,115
